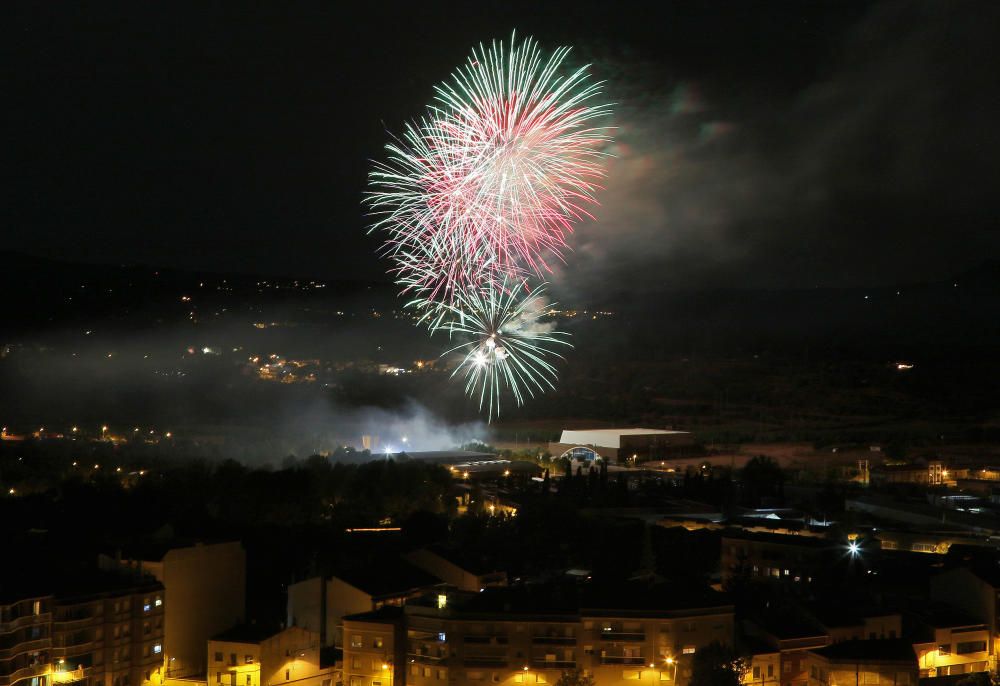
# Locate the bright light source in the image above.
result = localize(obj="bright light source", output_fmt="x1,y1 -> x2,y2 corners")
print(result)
848,542 -> 860,555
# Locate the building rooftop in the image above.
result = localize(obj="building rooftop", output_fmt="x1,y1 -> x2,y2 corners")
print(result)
333,560 -> 442,599
408,579 -> 730,620
755,608 -> 828,641
398,451 -> 496,465
962,559 -> 1000,588
343,605 -> 406,623
419,544 -> 504,577
0,556 -> 162,604
558,429 -> 690,449
212,622 -> 283,644
721,528 -> 835,549
808,599 -> 897,629
917,603 -> 984,630
810,639 -> 916,664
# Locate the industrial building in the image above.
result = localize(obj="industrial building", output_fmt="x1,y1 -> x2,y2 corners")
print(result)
549,429 -> 695,465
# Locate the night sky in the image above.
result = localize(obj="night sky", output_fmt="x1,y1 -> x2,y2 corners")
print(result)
5,1 -> 999,295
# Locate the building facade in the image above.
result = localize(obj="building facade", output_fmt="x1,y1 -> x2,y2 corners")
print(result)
342,588 -> 734,686
207,625 -> 339,686
0,575 -> 164,686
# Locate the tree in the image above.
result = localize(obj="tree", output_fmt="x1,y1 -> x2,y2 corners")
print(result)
690,641 -> 748,686
740,455 -> 784,506
554,669 -> 595,686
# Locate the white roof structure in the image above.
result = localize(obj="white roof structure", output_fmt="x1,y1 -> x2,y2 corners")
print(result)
558,428 -> 690,449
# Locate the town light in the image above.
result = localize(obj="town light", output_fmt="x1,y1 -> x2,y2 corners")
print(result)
848,541 -> 860,556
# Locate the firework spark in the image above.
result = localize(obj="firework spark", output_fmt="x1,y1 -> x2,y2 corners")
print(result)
365,33 -> 610,420
439,279 -> 571,422
368,34 -> 612,304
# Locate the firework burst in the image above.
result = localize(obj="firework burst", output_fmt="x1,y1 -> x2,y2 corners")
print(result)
439,279 -> 571,422
365,33 -> 611,420
368,33 -> 612,304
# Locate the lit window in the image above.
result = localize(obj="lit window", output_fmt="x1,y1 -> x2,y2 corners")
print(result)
153,644 -> 162,655
374,637 -> 384,648
144,604 -> 151,613
683,647 -> 696,655
437,594 -> 447,609
438,632 -> 447,642
245,656 -> 253,664
155,599 -> 162,608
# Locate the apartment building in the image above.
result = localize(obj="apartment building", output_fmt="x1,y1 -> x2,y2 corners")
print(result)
403,548 -> 507,593
287,563 -> 441,648
801,640 -> 917,686
104,542 -> 246,679
911,607 -> 990,678
340,608 -> 404,686
0,569 -> 164,686
929,566 -> 1000,654
720,531 -> 838,588
207,625 -> 339,686
741,636 -> 780,686
342,582 -> 734,686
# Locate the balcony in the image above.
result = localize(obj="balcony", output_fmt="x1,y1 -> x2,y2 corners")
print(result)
462,655 -> 509,667
531,660 -> 577,670
0,614 -> 52,634
0,662 -> 49,686
531,636 -> 576,645
600,656 -> 646,666
0,638 -> 52,660
599,631 -> 646,642
407,653 -> 445,665
464,635 -> 508,645
52,666 -> 91,685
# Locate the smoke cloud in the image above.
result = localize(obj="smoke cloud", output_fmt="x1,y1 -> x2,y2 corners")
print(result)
551,0 -> 1000,302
